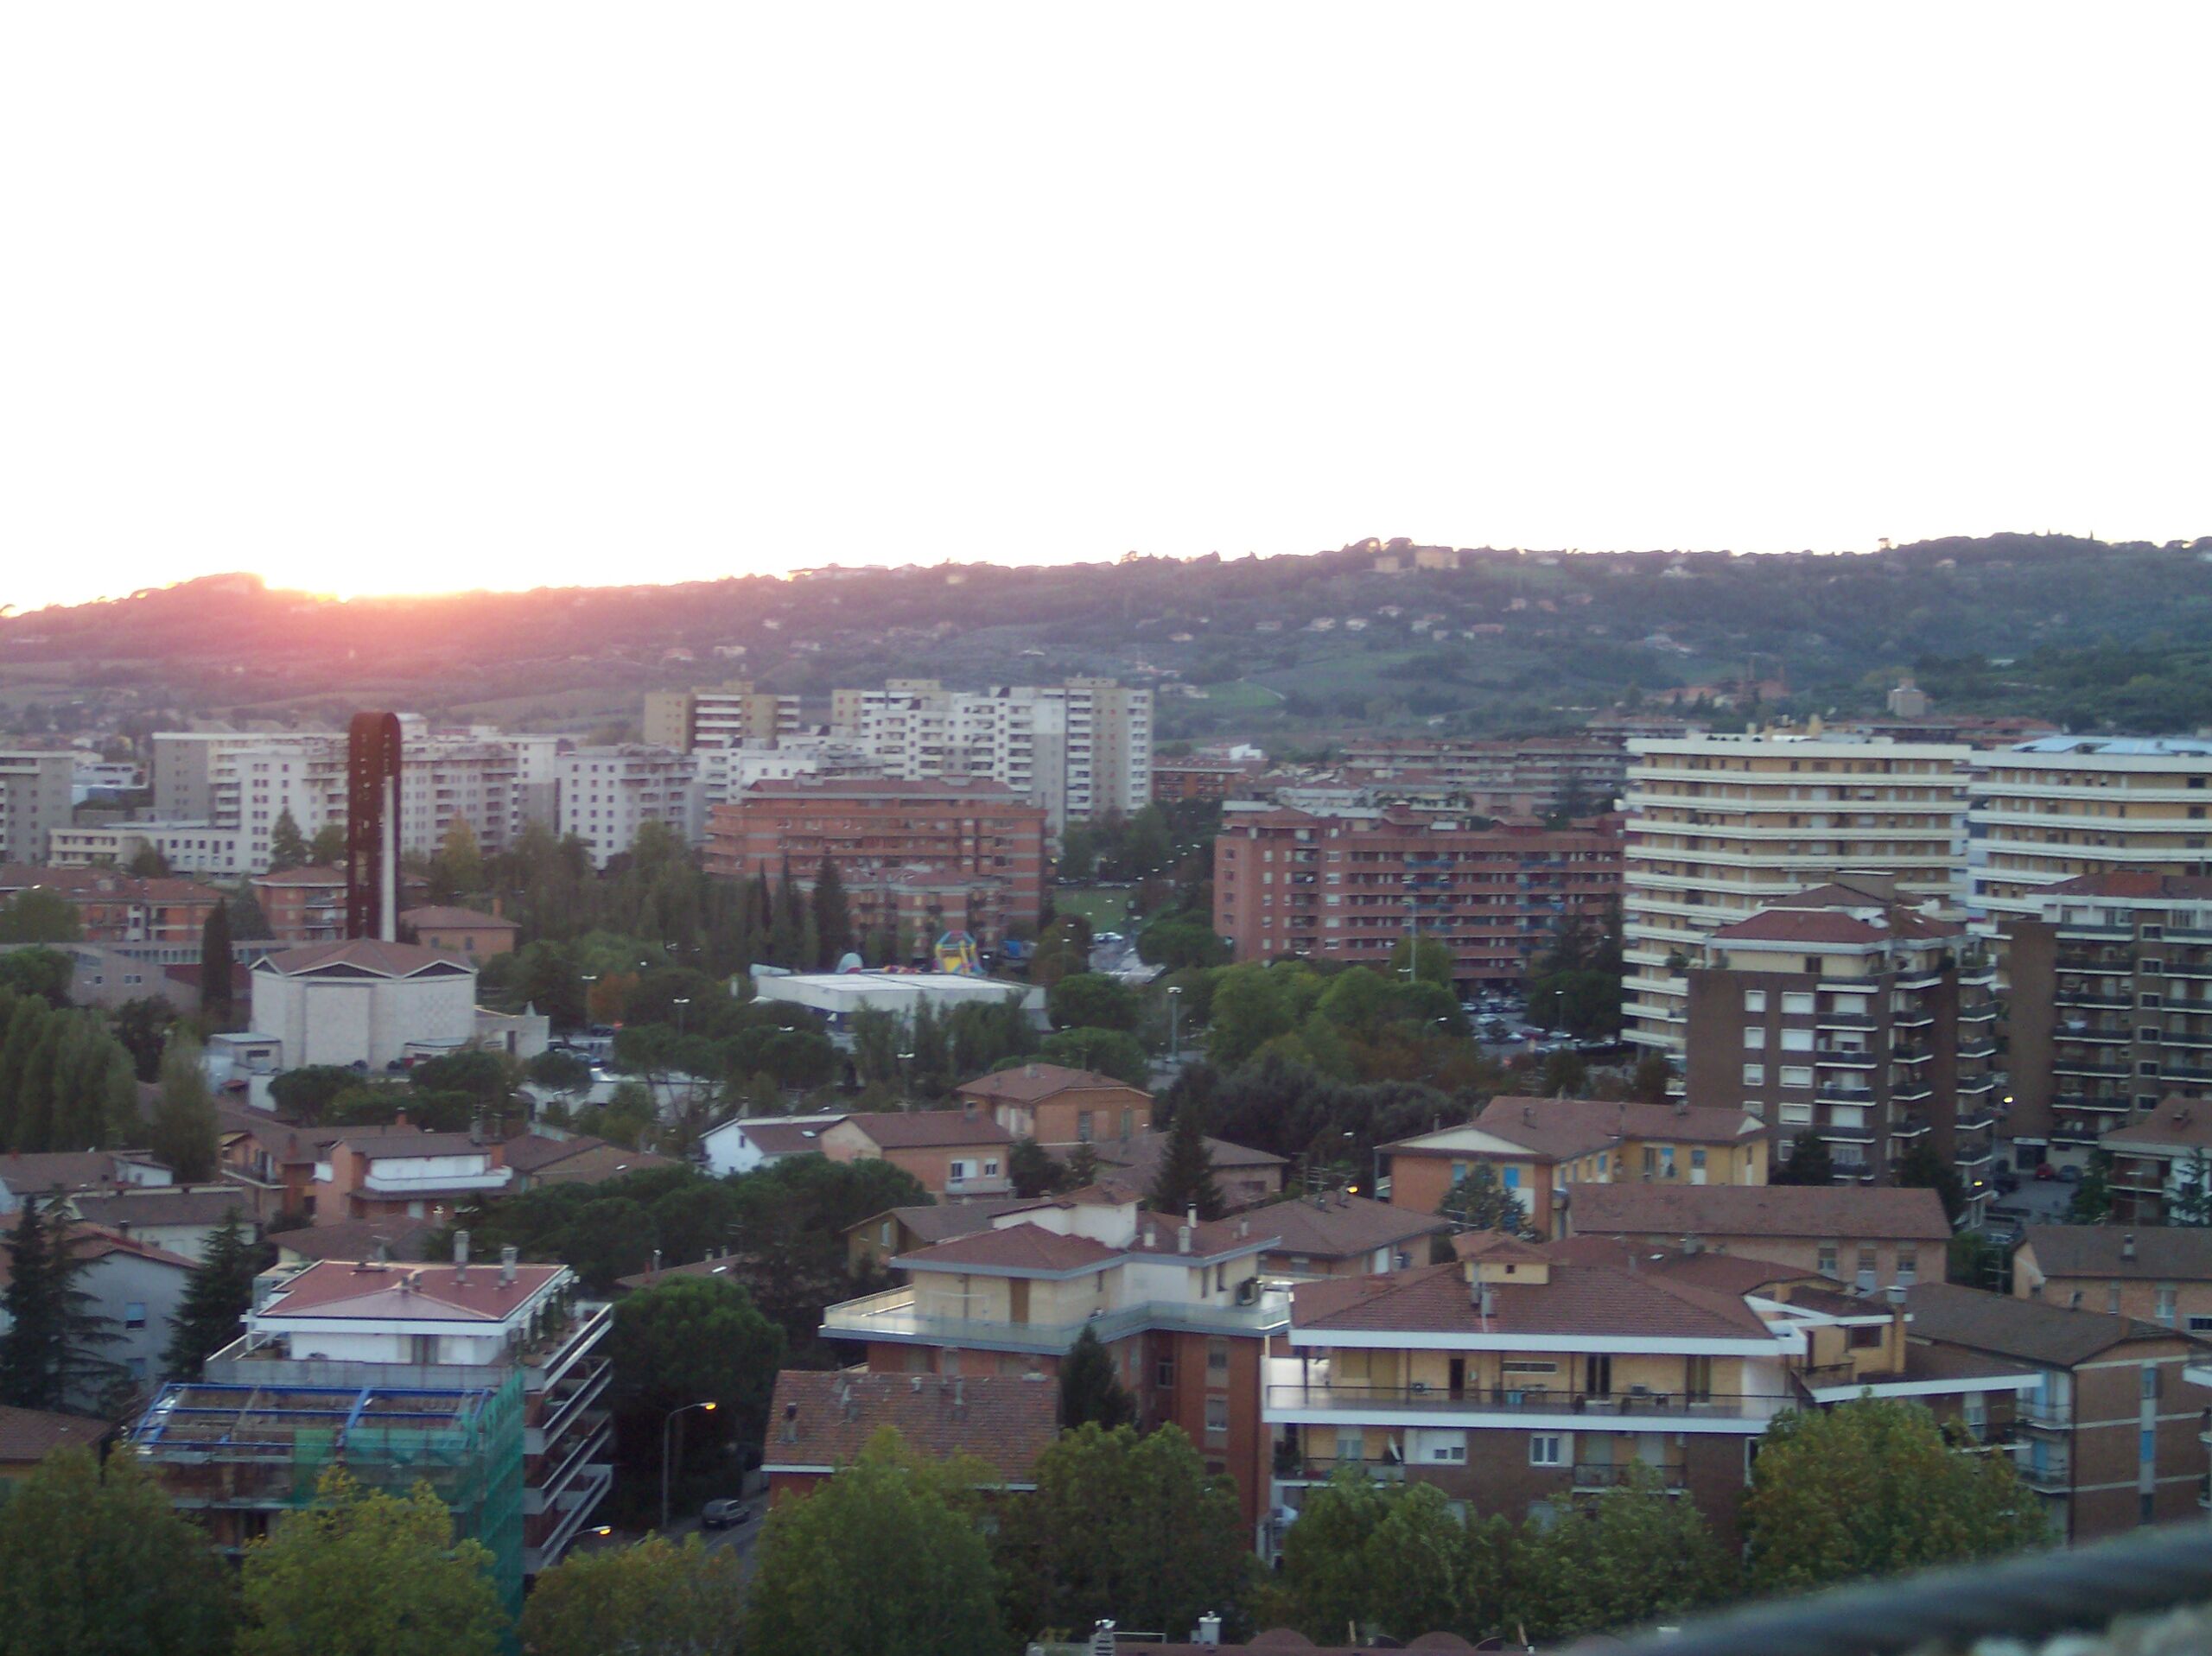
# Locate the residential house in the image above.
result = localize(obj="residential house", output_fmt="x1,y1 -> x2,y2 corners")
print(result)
0,1150 -> 173,1212
500,1133 -> 680,1191
955,1064 -> 1155,1146
822,1189 -> 1287,1526
2014,1225 -> 2212,1334
761,1369 -> 1060,1504
400,905 -> 520,959
271,1215 -> 437,1266
697,1114 -> 849,1177
0,1221 -> 196,1399
249,865 -> 350,943
2096,1098 -> 2212,1226
133,1248 -> 613,1592
1563,1183 -> 1951,1292
1267,1233 -> 2028,1549
1905,1281 -> 2210,1540
844,1196 -> 1065,1271
1245,1190 -> 1450,1279
1381,1097 -> 1766,1234
61,1185 -> 256,1259
820,1110 -> 1017,1197
309,1129 -> 512,1227
1046,1130 -> 1287,1210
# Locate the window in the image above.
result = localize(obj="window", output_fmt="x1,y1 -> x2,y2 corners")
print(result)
1742,1063 -> 1766,1086
1897,1247 -> 1917,1284
1157,1358 -> 1175,1387
1744,1025 -> 1768,1050
1207,1337 -> 1230,1380
1502,1360 -> 1559,1374
1782,992 -> 1815,1016
2141,1428 -> 2156,1463
1336,1427 -> 1364,1462
1744,990 -> 1768,1012
1781,1027 -> 1815,1052
1502,1166 -> 1521,1190
2157,1288 -> 2177,1326
1205,1397 -> 1230,1438
124,1302 -> 147,1329
880,1221 -> 894,1247
1780,1066 -> 1815,1088
1077,1110 -> 1094,1143
2143,1364 -> 2162,1399
948,1159 -> 972,1182
2141,993 -> 2164,1009
1848,1323 -> 1884,1348
1529,1435 -> 1564,1467
1430,1439 -> 1467,1462
1817,1244 -> 1840,1276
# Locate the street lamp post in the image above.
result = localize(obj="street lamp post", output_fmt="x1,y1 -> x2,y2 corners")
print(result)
673,996 -> 691,1037
580,973 -> 599,1032
1166,986 -> 1182,1063
661,1400 -> 718,1532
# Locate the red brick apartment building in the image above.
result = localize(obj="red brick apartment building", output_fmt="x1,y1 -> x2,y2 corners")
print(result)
0,866 -> 221,944
705,777 -> 1046,944
1213,809 -> 1621,988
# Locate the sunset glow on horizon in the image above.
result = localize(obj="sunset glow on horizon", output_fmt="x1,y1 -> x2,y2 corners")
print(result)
3,3 -> 2207,614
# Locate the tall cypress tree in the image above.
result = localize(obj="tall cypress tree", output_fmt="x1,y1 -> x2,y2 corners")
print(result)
14,1019 -> 65,1155
267,807 -> 310,872
0,1205 -> 120,1411
164,1216 -> 261,1379
769,858 -> 806,968
152,1033 -> 221,1183
811,857 -> 854,970
1149,1101 -> 1224,1221
199,903 -> 235,1030
0,995 -> 48,1150
1058,1324 -> 1135,1430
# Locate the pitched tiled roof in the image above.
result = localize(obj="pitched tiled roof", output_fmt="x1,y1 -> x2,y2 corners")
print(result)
0,1404 -> 112,1462
2020,1225 -> 2212,1283
1046,1131 -> 1285,1196
1903,1282 -> 2183,1367
742,777 -> 1027,802
1566,1183 -> 1951,1242
256,939 -> 474,978
1455,1096 -> 1758,1159
2042,872 -> 2212,902
259,1259 -> 565,1321
616,1254 -> 765,1291
0,1151 -> 166,1194
2101,1098 -> 2212,1153
329,1130 -> 489,1159
1291,1258 -> 1776,1342
0,1222 -> 199,1289
956,1064 -> 1147,1106
1540,1235 -> 1836,1298
271,1216 -> 437,1263
851,1198 -> 1057,1247
897,1222 -> 1122,1274
1708,909 -> 1911,946
249,864 -> 348,887
1251,1193 -> 1449,1260
67,1187 -> 252,1229
836,1110 -> 1014,1150
763,1369 -> 1058,1484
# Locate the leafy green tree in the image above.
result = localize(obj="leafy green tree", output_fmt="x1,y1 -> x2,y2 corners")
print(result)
0,1204 -> 121,1411
1771,1130 -> 1834,1187
1039,1027 -> 1149,1087
0,887 -> 82,945
1008,1136 -> 1068,1199
1046,972 -> 1140,1033
1275,1469 -> 1406,1640
1387,934 -> 1454,989
152,1031 -> 221,1181
1525,968 -> 1620,1042
126,845 -> 172,879
524,1048 -> 594,1099
1135,912 -> 1230,970
164,1215 -> 264,1379
2173,1148 -> 2212,1227
1058,1324 -> 1134,1429
307,823 -> 348,865
267,807 -> 310,872
198,901 -> 235,1029
0,946 -> 73,1007
1149,1098 -> 1224,1220
747,1430 -> 1005,1656
811,857 -> 854,969
238,1467 -> 505,1656
2067,1147 -> 2115,1224
607,1276 -> 787,1470
1504,1463 -> 1736,1642
409,1047 -> 508,1107
768,859 -> 806,968
1003,1424 -> 1251,1646
1438,1163 -> 1525,1234
1205,963 -> 1295,1069
1742,1396 -> 2048,1595
0,1446 -> 237,1656
429,815 -> 485,905
520,1535 -> 745,1656
1538,1048 -> 1588,1097
1896,1139 -> 1967,1224
267,1064 -> 360,1124
110,995 -> 175,1082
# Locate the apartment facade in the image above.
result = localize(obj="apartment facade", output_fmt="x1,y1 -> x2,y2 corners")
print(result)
2100,1100 -> 2212,1227
643,682 -> 802,751
1969,737 -> 2212,927
556,746 -> 698,868
822,1191 -> 1285,1529
1213,809 -> 1622,989
1268,1233 -> 2024,1548
2015,1226 -> 2212,1333
0,866 -> 222,944
0,752 -> 75,865
1904,1282 -> 2209,1542
1683,879 -> 1999,1209
954,1063 -> 1156,1147
1563,1183 -> 1952,1293
1623,734 -> 1969,1060
1381,1097 -> 1768,1234
1337,736 -> 1630,818
830,678 -> 1151,834
703,777 -> 1047,943
1999,874 -> 2212,1171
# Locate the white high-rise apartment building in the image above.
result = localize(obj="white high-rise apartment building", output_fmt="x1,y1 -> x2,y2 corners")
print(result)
1968,736 -> 2212,927
0,751 -> 76,863
829,679 -> 1149,834
1623,733 -> 1971,1058
557,747 -> 698,869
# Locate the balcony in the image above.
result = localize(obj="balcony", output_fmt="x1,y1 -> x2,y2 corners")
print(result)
1816,1012 -> 1877,1031
1815,1048 -> 1879,1068
1816,1083 -> 1876,1104
2052,1058 -> 2130,1079
2018,1399 -> 2072,1432
1573,1462 -> 1688,1490
2018,1452 -> 2071,1493
2055,989 -> 2133,1010
823,1286 -> 1291,1352
1263,1380 -> 1789,1425
2053,1023 -> 2130,1044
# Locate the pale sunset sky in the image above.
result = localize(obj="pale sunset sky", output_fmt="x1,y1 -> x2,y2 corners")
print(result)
2,3 -> 2206,611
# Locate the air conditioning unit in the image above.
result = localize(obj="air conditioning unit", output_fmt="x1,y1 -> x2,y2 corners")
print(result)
1235,1278 -> 1259,1306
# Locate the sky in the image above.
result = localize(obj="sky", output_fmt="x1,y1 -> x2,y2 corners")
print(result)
3,3 -> 2208,611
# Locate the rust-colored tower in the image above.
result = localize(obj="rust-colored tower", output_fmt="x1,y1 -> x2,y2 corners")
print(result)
346,712 -> 404,941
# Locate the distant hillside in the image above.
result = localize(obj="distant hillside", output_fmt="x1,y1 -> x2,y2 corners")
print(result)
3,533 -> 2209,740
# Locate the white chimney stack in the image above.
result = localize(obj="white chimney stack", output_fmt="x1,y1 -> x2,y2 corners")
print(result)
453,1229 -> 470,1285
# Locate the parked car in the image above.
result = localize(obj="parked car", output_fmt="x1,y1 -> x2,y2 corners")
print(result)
2056,1165 -> 2083,1184
1991,1171 -> 2020,1196
2033,1164 -> 2059,1182
701,1499 -> 751,1530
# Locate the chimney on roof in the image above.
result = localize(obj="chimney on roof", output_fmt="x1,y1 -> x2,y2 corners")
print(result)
1885,1283 -> 1906,1306
1143,1225 -> 1156,1248
1090,1621 -> 1117,1656
1523,1104 -> 1534,1124
1236,1216 -> 1249,1239
781,1400 -> 799,1443
394,1110 -> 408,1131
1177,1221 -> 1193,1254
453,1229 -> 469,1285
2123,1233 -> 2138,1263
499,1245 -> 518,1287
1674,1096 -> 1688,1116
1476,1282 -> 1496,1324
1194,1613 -> 1223,1648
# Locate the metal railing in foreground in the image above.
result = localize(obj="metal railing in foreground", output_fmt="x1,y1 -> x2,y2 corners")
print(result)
1593,1521 -> 2212,1656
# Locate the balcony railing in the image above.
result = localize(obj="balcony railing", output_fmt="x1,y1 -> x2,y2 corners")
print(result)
1573,1462 -> 1688,1490
2018,1452 -> 2071,1492
823,1286 -> 1291,1350
1264,1381 -> 1789,1423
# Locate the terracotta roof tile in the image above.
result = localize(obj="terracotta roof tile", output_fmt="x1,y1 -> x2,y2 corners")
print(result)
762,1369 -> 1058,1484
1250,1193 -> 1449,1260
1903,1282 -> 2183,1367
271,1216 -> 438,1263
2019,1224 -> 2212,1283
1290,1259 -> 1776,1342
259,1258 -> 566,1321
955,1065 -> 1147,1107
0,1404 -> 112,1462
836,1111 -> 1014,1150
399,905 -> 518,930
